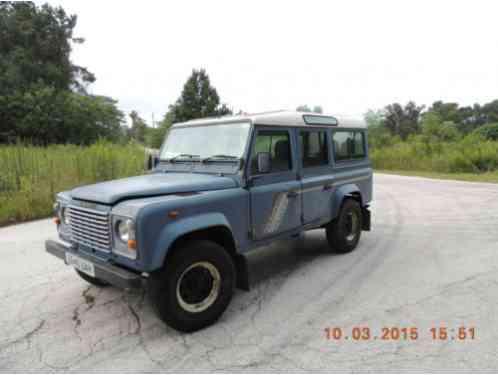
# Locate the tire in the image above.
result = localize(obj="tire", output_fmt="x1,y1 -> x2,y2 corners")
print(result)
148,240 -> 236,332
326,199 -> 363,253
75,269 -> 110,287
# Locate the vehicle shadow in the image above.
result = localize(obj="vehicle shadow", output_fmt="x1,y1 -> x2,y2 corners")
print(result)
245,229 -> 338,288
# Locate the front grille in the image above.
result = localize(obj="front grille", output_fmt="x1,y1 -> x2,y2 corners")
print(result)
68,205 -> 111,252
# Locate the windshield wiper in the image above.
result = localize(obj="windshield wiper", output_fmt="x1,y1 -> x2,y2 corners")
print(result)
201,154 -> 240,163
164,154 -> 200,163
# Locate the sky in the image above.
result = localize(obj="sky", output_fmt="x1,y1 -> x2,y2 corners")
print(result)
44,0 -> 498,125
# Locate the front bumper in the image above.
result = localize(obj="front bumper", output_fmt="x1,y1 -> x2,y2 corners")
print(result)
45,239 -> 143,289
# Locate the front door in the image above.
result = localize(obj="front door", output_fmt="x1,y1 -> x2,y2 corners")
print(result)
248,127 -> 301,240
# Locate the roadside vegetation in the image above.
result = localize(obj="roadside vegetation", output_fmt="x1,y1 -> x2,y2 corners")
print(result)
0,2 -> 233,226
366,102 -> 498,181
0,142 -> 145,226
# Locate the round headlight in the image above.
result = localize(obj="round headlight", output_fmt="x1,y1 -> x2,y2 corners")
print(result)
116,220 -> 131,242
61,207 -> 70,225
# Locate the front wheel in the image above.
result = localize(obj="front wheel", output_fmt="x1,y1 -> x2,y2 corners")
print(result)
148,240 -> 236,332
326,199 -> 363,253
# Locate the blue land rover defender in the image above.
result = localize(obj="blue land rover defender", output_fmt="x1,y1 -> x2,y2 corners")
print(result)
46,111 -> 372,332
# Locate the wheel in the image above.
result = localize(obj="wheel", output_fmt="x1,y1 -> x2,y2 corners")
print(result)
75,269 -> 110,287
148,240 -> 236,332
326,199 -> 363,253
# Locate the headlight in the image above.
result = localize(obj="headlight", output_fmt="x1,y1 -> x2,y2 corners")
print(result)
60,207 -> 70,226
116,219 -> 134,243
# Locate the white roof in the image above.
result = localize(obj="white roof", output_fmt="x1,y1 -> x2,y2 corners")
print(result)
173,110 -> 366,129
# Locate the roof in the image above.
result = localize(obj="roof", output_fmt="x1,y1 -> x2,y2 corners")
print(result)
172,110 -> 366,129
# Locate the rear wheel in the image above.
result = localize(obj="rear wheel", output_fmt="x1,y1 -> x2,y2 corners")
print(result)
75,269 -> 110,287
148,240 -> 236,332
326,199 -> 363,253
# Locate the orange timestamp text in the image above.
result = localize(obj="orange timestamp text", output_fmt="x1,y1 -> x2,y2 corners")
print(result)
324,326 -> 476,341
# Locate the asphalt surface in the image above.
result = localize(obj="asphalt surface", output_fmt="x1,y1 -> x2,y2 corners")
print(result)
1,173 -> 498,372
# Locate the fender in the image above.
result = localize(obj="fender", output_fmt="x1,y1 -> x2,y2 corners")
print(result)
331,183 -> 363,219
149,212 -> 233,271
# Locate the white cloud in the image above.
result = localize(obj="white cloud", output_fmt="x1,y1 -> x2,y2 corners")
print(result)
44,0 -> 498,123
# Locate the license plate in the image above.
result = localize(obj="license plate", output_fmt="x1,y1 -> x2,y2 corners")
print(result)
66,253 -> 95,277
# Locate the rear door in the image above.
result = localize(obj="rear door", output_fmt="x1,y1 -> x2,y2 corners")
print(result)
248,127 -> 302,240
299,128 -> 334,224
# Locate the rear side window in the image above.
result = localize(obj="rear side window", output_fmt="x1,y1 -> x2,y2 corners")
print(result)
332,131 -> 366,161
299,130 -> 328,168
251,130 -> 292,174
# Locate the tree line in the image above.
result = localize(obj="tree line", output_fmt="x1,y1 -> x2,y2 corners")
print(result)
366,100 -> 498,148
2,2 -> 497,151
0,2 -> 231,146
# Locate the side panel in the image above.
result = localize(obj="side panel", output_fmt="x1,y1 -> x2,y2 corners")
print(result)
329,165 -> 372,218
329,128 -> 373,218
135,188 -> 250,272
301,172 -> 334,224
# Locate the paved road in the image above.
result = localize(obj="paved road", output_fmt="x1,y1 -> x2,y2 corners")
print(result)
1,174 -> 498,371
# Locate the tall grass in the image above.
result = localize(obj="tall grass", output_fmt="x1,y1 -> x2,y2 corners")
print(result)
370,136 -> 498,174
0,142 -> 146,226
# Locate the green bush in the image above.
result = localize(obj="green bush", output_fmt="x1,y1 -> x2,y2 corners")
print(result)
0,142 -> 146,226
473,123 -> 498,141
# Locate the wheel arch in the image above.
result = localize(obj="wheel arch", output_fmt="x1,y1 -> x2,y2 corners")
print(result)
150,213 -> 250,290
331,183 -> 363,219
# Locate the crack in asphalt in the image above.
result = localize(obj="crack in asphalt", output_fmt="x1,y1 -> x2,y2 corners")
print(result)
0,319 -> 46,350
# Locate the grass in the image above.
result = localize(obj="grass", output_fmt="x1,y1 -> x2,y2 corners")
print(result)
0,142 -> 146,227
376,169 -> 498,184
370,137 -> 498,174
2,138 -> 497,227
370,136 -> 498,184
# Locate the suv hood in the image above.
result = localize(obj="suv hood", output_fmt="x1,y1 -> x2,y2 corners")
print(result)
70,172 -> 237,205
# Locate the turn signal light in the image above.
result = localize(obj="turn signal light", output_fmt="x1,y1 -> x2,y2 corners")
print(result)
54,217 -> 61,225
127,239 -> 137,250
168,210 -> 180,219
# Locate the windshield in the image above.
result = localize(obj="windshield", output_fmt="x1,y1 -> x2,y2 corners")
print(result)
159,122 -> 251,160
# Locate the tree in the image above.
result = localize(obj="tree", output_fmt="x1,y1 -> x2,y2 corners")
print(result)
0,2 -> 124,144
129,111 -> 147,143
168,69 -> 232,124
482,100 -> 498,124
383,102 -> 424,140
428,101 -> 461,124
147,69 -> 232,149
147,111 -> 175,149
0,2 -> 94,95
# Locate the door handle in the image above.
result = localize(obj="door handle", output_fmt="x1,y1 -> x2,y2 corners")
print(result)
287,191 -> 299,198
323,184 -> 333,191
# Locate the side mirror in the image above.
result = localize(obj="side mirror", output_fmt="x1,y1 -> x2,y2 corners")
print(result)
257,152 -> 271,174
146,153 -> 159,170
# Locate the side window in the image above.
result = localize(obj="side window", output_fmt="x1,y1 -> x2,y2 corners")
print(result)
299,130 -> 328,168
251,130 -> 292,174
353,132 -> 366,158
332,131 -> 366,161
